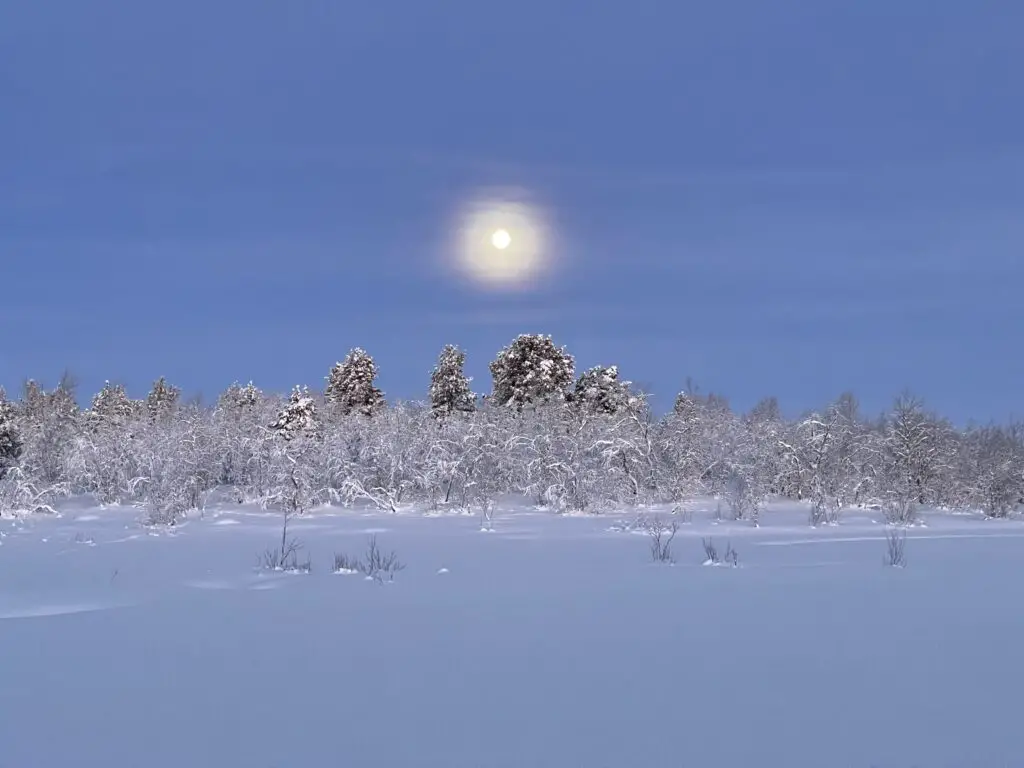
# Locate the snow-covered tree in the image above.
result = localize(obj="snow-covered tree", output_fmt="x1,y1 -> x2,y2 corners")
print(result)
568,365 -> 635,415
17,374 -> 79,484
429,344 -> 475,417
145,376 -> 181,421
87,381 -> 141,430
656,389 -> 734,500
781,394 -> 870,526
217,381 -> 262,413
0,391 -> 22,479
488,334 -> 574,410
325,348 -> 385,416
878,393 -> 953,524
716,414 -> 769,526
962,423 -> 1023,518
213,388 -> 280,502
132,405 -> 217,525
271,386 -> 320,440
267,387 -> 327,519
340,403 -> 432,513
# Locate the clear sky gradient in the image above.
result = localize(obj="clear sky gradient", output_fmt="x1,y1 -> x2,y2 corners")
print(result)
2,0 -> 1021,422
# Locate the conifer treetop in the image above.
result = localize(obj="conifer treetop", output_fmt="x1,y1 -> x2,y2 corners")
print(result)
489,334 -> 575,410
325,347 -> 385,416
429,344 -> 475,417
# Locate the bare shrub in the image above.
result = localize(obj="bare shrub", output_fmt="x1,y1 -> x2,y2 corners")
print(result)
0,468 -> 65,515
480,499 -> 495,532
702,537 -> 719,564
723,470 -> 764,526
809,499 -> 842,527
724,541 -> 739,567
259,509 -> 311,573
648,516 -> 677,564
358,535 -> 405,583
702,537 -> 739,567
332,552 -> 359,574
884,527 -> 907,568
883,497 -> 919,527
143,494 -> 190,528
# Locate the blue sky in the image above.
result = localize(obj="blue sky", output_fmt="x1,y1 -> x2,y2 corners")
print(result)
2,0 -> 1021,423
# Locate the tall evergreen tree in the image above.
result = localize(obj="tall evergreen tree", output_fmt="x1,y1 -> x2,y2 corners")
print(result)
271,386 -> 319,440
488,334 -> 574,410
15,373 -> 80,483
217,381 -> 263,412
88,381 -> 140,429
568,365 -> 634,415
145,376 -> 181,421
325,348 -> 385,416
0,390 -> 22,479
429,344 -> 475,417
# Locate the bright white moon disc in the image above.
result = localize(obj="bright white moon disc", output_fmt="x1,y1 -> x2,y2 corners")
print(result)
454,197 -> 547,290
491,229 -> 512,250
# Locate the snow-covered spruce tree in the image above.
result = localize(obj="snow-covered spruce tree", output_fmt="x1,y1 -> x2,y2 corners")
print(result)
145,376 -> 180,421
568,365 -> 634,415
16,374 -> 79,486
429,344 -> 475,417
268,386 -> 325,516
271,386 -> 320,441
488,334 -> 574,410
217,381 -> 262,412
325,348 -> 385,417
0,390 -> 23,480
86,381 -> 141,431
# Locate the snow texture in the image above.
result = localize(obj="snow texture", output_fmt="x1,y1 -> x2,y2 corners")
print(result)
1,496 -> 1022,767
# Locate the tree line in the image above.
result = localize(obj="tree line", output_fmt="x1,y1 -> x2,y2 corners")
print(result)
0,334 -> 1020,524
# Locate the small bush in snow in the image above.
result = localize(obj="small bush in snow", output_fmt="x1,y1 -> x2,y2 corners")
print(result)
358,535 -> 405,583
260,545 -> 311,573
648,516 -> 677,564
884,527 -> 907,568
332,552 -> 360,574
883,497 -> 919,527
0,467 -> 64,515
259,508 -> 311,573
334,536 -> 405,582
260,540 -> 311,573
702,537 -> 738,567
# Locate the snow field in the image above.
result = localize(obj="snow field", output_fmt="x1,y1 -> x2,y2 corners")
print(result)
1,499 -> 1022,768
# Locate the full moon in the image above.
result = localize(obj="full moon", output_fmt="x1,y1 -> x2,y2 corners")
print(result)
491,229 -> 512,250
451,194 -> 550,290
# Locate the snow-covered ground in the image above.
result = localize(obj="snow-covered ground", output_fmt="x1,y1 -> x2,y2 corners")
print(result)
1,499 -> 1023,768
